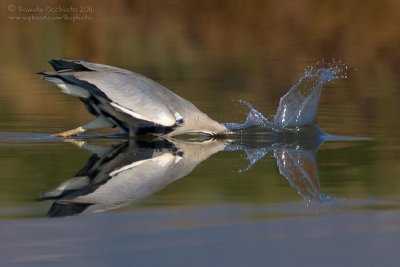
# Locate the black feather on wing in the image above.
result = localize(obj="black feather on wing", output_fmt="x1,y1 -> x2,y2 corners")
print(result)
48,59 -> 93,72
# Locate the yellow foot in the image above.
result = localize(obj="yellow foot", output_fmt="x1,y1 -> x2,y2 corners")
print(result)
63,139 -> 86,149
51,127 -> 85,137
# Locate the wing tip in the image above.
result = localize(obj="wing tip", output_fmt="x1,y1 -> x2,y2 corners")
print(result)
48,59 -> 92,72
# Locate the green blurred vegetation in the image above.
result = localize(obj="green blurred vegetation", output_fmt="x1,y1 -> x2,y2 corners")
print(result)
0,0 -> 400,217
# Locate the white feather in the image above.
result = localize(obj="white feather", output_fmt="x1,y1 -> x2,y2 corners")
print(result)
110,102 -> 176,126
56,83 -> 90,98
109,153 -> 175,177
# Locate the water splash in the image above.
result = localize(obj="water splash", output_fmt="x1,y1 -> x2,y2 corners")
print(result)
223,100 -> 281,132
224,62 -> 351,132
274,62 -> 350,128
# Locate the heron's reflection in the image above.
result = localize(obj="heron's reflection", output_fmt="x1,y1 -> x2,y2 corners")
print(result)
42,132 -> 333,217
42,138 -> 227,217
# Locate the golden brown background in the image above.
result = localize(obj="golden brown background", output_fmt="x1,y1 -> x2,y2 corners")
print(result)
1,0 -> 399,135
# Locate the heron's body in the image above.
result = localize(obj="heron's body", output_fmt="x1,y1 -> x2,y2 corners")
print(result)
39,60 -> 227,137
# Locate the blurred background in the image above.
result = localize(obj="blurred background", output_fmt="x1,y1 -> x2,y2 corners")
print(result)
0,0 -> 400,217
1,0 -> 399,134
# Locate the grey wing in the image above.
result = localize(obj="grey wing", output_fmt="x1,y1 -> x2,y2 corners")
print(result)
49,59 -> 133,74
46,59 -> 176,126
74,71 -> 177,127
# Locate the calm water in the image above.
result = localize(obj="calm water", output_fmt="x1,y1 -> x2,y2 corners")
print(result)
1,1 -> 400,266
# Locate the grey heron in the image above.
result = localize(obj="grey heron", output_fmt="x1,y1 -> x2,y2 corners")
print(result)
39,59 -> 227,137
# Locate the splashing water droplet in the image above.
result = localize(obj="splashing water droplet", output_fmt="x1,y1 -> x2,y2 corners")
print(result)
274,61 -> 351,128
224,61 -> 352,133
223,100 -> 281,132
